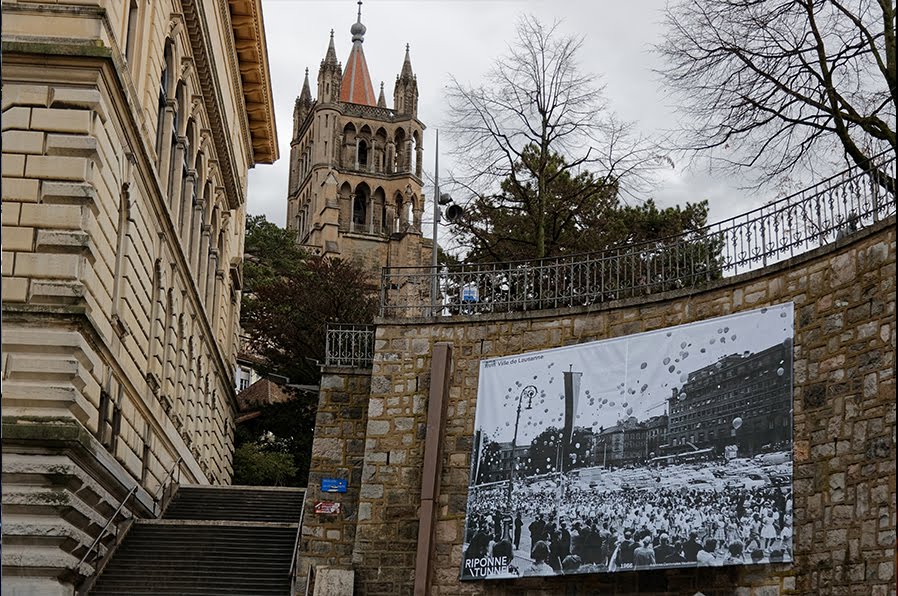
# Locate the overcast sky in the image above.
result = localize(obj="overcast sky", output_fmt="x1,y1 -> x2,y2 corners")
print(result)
247,0 -> 779,249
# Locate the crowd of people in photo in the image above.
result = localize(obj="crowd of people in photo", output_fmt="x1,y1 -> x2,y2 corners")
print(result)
462,465 -> 793,577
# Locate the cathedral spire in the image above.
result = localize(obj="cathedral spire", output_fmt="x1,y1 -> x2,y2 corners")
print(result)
393,43 -> 418,116
323,29 -> 338,65
340,1 -> 376,106
377,82 -> 386,108
399,43 -> 414,80
350,0 -> 366,44
299,68 -> 312,104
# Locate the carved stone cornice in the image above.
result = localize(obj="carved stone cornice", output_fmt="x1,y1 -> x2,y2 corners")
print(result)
225,0 -> 278,164
180,0 -> 245,209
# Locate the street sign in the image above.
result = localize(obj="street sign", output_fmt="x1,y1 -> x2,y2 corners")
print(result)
314,501 -> 341,515
321,478 -> 348,493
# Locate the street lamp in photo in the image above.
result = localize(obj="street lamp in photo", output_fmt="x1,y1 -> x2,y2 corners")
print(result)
506,385 -> 536,513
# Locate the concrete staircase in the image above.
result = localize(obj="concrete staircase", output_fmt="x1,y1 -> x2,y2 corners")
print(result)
88,485 -> 304,595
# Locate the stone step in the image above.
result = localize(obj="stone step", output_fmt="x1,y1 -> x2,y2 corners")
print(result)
90,490 -> 298,596
162,486 -> 304,523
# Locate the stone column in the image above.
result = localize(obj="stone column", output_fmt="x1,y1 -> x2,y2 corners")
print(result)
168,136 -> 186,210
386,141 -> 395,174
157,100 -> 176,185
205,249 -> 219,315
197,225 -> 211,303
180,169 -> 197,238
212,269 -> 225,342
190,202 -> 205,273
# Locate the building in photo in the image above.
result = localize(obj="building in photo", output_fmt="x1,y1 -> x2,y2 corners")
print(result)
666,341 -> 793,457
285,5 -> 432,277
1,0 -> 277,593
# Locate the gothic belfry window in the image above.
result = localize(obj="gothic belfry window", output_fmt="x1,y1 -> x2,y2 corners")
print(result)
352,184 -> 368,226
358,139 -> 369,169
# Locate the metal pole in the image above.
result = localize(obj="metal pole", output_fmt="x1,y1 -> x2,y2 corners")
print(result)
430,131 -> 440,316
506,395 -> 523,513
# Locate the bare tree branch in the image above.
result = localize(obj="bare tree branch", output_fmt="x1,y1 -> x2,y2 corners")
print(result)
445,14 -> 668,259
657,0 -> 897,189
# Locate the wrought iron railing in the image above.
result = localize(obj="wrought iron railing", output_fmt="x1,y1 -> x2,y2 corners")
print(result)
381,154 -> 896,318
325,324 -> 375,368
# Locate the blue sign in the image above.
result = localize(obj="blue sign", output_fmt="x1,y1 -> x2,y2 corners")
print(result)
321,478 -> 347,493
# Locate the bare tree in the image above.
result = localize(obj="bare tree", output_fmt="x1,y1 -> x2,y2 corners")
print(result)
658,0 -> 896,189
446,15 -> 660,259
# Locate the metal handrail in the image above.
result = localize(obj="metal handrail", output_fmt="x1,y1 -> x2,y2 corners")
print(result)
380,152 -> 896,317
153,456 -> 182,516
77,485 -> 138,570
288,489 -> 309,592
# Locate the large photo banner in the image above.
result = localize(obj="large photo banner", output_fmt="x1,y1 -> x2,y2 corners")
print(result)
461,304 -> 794,580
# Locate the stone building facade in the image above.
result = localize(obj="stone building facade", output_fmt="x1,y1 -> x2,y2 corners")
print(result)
667,342 -> 793,456
286,7 -> 431,278
300,217 -> 896,595
1,0 -> 276,593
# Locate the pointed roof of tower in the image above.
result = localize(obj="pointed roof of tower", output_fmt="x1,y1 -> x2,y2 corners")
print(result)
399,43 -> 414,80
339,1 -> 377,106
323,29 -> 339,66
377,82 -> 386,108
299,68 -> 312,103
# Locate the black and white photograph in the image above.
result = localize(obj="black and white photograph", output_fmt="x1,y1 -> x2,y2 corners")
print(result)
461,304 -> 794,580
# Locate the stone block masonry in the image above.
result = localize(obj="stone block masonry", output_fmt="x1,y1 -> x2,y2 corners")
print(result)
1,0 -> 278,588
300,217 -> 895,595
297,368 -> 373,590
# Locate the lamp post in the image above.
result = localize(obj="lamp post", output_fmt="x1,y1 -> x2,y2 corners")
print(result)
429,131 -> 462,316
431,131 -> 440,316
506,385 -> 536,513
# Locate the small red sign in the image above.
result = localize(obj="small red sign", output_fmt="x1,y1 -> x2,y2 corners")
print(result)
314,501 -> 341,515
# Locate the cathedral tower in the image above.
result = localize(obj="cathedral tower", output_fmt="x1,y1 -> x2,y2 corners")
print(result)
286,2 -> 430,276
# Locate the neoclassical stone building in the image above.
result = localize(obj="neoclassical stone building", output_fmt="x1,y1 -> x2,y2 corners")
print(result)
1,0 -> 277,593
286,6 -> 431,276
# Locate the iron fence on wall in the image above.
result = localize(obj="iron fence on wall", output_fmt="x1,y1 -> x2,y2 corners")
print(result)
380,154 -> 896,318
324,324 -> 376,368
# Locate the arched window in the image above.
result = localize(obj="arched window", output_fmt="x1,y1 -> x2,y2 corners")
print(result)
394,128 -> 406,172
372,187 -> 386,233
352,185 -> 368,227
168,83 -> 185,203
357,139 -> 368,169
155,42 -> 174,160
395,191 -> 405,231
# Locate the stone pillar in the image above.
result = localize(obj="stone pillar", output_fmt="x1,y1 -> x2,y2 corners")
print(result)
168,136 -> 186,210
386,141 -> 395,174
157,100 -> 176,184
297,368 -> 371,591
212,269 -> 225,341
180,169 -> 197,238
205,249 -> 219,313
190,201 -> 205,273
197,225 -> 211,303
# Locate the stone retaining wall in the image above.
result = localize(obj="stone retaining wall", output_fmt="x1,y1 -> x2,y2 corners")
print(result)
305,218 -> 896,595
